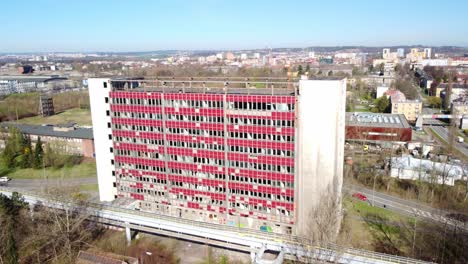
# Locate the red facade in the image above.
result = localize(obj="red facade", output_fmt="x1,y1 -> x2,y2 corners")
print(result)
345,125 -> 412,142
108,91 -> 297,224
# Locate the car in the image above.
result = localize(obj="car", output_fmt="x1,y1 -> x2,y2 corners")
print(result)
0,176 -> 11,183
446,213 -> 468,223
352,192 -> 367,201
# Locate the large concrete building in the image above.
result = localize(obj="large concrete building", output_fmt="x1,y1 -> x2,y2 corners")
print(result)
88,77 -> 346,235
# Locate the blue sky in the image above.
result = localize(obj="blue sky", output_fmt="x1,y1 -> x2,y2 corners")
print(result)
1,0 -> 468,52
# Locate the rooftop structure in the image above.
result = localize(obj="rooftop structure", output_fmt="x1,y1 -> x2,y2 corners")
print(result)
89,77 -> 346,236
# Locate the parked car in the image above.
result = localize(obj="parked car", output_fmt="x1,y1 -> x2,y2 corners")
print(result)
352,192 -> 367,201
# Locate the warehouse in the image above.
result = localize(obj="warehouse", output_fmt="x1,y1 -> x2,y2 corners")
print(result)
346,112 -> 412,142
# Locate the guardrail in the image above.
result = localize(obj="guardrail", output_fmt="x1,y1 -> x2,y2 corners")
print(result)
0,186 -> 433,264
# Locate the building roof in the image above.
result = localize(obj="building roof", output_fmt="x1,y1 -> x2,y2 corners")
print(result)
385,89 -> 406,102
346,112 -> 411,129
107,77 -> 344,96
0,75 -> 67,83
437,83 -> 468,89
0,123 -> 93,139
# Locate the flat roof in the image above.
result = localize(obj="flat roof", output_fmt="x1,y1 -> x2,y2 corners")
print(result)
0,123 -> 93,139
107,77 -> 344,96
346,112 -> 411,129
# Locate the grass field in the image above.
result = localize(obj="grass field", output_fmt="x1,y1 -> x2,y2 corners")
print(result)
339,196 -> 412,251
79,183 -> 99,192
16,108 -> 92,126
1,161 -> 96,179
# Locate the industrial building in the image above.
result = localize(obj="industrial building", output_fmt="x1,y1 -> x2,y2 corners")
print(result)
88,77 -> 346,235
0,123 -> 95,158
346,112 -> 412,142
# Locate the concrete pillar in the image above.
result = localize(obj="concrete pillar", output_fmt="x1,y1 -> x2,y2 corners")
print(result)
250,246 -> 257,263
125,222 -> 132,246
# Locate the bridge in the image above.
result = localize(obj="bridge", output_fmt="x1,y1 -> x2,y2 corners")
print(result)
0,187 -> 433,264
415,114 -> 464,128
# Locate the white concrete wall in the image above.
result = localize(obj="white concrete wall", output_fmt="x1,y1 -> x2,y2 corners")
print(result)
296,79 -> 346,235
88,78 -> 116,201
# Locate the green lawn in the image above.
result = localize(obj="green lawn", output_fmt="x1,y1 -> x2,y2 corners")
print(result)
16,108 -> 92,126
79,183 -> 99,192
2,161 -> 96,179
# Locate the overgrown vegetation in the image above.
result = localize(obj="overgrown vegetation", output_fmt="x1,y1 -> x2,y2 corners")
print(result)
0,91 -> 89,122
350,156 -> 467,211
1,128 -> 83,172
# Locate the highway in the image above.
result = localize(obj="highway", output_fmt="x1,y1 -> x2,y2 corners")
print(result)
429,125 -> 468,157
345,184 -> 467,231
0,186 -> 433,264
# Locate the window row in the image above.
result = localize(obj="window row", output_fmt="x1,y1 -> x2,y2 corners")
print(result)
116,150 -> 163,160
229,132 -> 294,142
228,160 -> 294,174
229,117 -> 294,127
168,169 -> 226,180
171,182 -> 226,193
229,146 -> 293,158
168,155 -> 225,166
229,175 -> 294,188
228,102 -> 294,112
113,124 -> 164,133
112,98 -> 162,106
230,189 -> 294,202
119,175 -> 168,185
113,136 -> 164,146
113,111 -> 163,120
166,128 -> 225,137
229,202 -> 293,216
168,141 -> 225,151
167,114 -> 223,123
116,162 -> 166,172
166,100 -> 224,109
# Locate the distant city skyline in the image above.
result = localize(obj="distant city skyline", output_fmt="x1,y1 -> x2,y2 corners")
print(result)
1,0 -> 468,52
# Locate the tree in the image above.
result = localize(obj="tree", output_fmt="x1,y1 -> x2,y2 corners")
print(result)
372,96 -> 390,113
0,192 -> 26,264
33,137 -> 44,169
297,65 -> 303,76
427,96 -> 442,108
305,64 -> 310,74
378,63 -> 385,73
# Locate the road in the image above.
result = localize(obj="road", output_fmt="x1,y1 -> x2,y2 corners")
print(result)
345,184 -> 467,231
1,177 -> 97,192
0,187 -> 433,264
429,125 -> 468,157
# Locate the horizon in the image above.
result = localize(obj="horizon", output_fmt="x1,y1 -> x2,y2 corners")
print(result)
2,44 -> 468,55
1,0 -> 468,52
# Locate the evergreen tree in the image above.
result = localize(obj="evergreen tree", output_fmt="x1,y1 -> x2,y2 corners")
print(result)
2,128 -> 21,167
18,135 -> 33,168
33,137 -> 44,169
297,65 -> 303,75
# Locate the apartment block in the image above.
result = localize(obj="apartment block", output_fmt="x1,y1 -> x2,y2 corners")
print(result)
391,100 -> 422,122
89,77 -> 346,235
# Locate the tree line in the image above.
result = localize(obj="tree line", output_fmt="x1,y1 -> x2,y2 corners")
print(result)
1,127 -> 82,171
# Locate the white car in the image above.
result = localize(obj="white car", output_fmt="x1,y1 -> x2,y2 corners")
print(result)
0,176 -> 11,183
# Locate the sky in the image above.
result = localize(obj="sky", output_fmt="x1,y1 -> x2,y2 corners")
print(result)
1,0 -> 468,52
